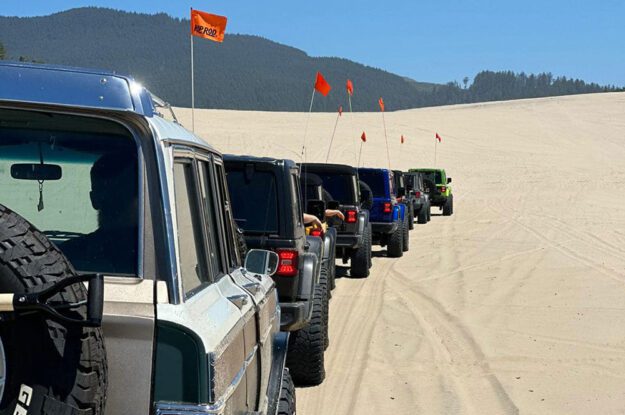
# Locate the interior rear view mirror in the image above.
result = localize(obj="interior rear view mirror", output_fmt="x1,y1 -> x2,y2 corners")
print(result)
245,249 -> 279,276
307,199 -> 326,220
11,164 -> 62,181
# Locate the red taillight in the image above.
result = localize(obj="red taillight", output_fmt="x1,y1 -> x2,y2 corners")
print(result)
440,186 -> 446,193
383,202 -> 392,213
346,210 -> 357,223
310,228 -> 324,238
276,249 -> 299,277
415,191 -> 421,198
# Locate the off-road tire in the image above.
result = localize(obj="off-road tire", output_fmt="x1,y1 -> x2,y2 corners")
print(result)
387,221 -> 404,258
327,230 -> 337,291
277,368 -> 296,415
427,202 -> 432,221
402,214 -> 410,252
319,270 -> 330,350
366,223 -> 373,269
0,204 -> 107,415
408,206 -> 415,230
443,195 -> 453,216
418,203 -> 428,224
350,225 -> 370,278
286,280 -> 326,386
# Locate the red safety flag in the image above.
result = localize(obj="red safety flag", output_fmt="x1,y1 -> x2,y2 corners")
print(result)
346,79 -> 354,96
361,131 -> 367,142
314,72 -> 331,96
338,105 -> 343,116
190,9 -> 228,42
378,97 -> 385,112
401,135 -> 405,144
436,132 -> 442,142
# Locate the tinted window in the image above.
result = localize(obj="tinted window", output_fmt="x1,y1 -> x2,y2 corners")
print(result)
358,170 -> 386,198
422,171 -> 443,184
226,168 -> 279,234
316,173 -> 356,204
174,161 -> 209,296
0,110 -> 138,276
197,160 -> 225,277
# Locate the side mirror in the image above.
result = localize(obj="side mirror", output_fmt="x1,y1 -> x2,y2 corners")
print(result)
307,199 -> 326,220
244,249 -> 279,276
447,177 -> 452,184
326,200 -> 340,210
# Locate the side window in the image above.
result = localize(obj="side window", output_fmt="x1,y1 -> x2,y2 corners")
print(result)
197,160 -> 227,278
173,160 -> 209,297
291,174 -> 303,227
213,162 -> 240,269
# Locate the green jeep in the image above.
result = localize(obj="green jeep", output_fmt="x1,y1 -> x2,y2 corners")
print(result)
409,168 -> 454,216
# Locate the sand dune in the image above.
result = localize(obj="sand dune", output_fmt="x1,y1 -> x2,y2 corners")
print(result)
176,92 -> 625,414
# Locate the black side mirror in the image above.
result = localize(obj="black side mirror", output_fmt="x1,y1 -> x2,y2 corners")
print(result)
327,200 -> 340,210
307,199 -> 326,220
447,177 -> 452,184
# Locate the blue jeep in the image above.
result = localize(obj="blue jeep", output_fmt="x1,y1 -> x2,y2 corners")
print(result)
357,168 -> 409,257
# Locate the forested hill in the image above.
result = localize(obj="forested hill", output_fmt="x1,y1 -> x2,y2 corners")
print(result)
0,8 -> 621,111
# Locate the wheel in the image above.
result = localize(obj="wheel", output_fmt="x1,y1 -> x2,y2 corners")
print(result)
350,224 -> 370,278
402,215 -> 409,252
387,221 -> 404,258
427,202 -> 432,221
286,278 -> 326,385
0,204 -> 107,414
408,206 -> 415,230
277,368 -> 296,415
327,230 -> 337,290
318,270 -> 330,350
417,203 -> 428,224
366,223 -> 373,269
443,195 -> 453,216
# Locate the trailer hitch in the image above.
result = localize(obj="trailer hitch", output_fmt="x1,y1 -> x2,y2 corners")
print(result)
0,273 -> 104,327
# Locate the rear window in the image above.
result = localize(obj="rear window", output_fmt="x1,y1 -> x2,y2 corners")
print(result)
421,171 -> 443,184
226,168 -> 279,234
315,173 -> 357,204
358,170 -> 386,198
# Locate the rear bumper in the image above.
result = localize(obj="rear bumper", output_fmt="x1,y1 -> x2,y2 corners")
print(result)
429,195 -> 448,206
371,221 -> 398,235
279,300 -> 310,331
336,233 -> 362,249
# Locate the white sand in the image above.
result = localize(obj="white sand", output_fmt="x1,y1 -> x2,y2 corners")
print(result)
176,92 -> 625,414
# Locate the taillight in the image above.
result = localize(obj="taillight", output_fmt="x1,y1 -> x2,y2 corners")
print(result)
383,202 -> 392,213
276,250 -> 298,277
415,191 -> 421,198
310,228 -> 324,238
440,186 -> 446,193
346,210 -> 357,223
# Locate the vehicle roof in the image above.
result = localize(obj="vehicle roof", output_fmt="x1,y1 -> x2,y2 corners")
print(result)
409,168 -> 446,172
300,163 -> 357,175
358,167 -> 391,173
224,154 -> 297,169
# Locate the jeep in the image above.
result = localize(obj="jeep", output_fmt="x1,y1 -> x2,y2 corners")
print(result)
409,168 -> 454,216
404,171 -> 431,223
0,62 -> 294,415
357,168 -> 409,257
224,155 -> 329,386
392,170 -> 416,230
299,163 -> 372,278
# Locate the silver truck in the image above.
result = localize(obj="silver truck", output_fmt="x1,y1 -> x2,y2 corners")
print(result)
0,62 -> 295,415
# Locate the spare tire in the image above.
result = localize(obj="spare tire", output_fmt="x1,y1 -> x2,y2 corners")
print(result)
0,204 -> 107,415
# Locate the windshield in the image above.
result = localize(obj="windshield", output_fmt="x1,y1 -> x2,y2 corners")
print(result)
314,173 -> 357,204
226,168 -> 279,234
0,109 -> 139,276
358,170 -> 387,198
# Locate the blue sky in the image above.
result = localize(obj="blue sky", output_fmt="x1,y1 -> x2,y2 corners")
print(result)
3,0 -> 624,86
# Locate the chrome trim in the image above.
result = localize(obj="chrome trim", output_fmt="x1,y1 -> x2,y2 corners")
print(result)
155,345 -> 258,415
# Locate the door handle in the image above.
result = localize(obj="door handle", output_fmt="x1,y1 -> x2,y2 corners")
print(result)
227,294 -> 249,309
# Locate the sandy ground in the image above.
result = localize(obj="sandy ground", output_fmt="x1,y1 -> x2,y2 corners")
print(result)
176,92 -> 625,414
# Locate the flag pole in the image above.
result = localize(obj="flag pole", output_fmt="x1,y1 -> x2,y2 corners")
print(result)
434,137 -> 437,166
358,140 -> 364,168
301,88 -> 316,162
382,110 -> 391,171
190,8 -> 195,133
325,110 -> 341,163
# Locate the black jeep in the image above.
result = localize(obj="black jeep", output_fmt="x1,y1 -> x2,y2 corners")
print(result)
299,163 -> 372,278
225,155 -> 329,386
392,170 -> 416,230
404,171 -> 431,223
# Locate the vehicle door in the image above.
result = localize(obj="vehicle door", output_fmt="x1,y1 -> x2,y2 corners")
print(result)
212,157 -> 278,412
155,148 -> 252,412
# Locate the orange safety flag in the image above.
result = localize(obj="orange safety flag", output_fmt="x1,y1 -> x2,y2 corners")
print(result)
401,135 -> 405,144
346,79 -> 354,96
378,97 -> 385,112
436,132 -> 442,142
314,72 -> 331,96
338,105 -> 343,116
190,9 -> 228,42
361,131 -> 367,142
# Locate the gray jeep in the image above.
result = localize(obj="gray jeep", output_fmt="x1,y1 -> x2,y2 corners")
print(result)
0,62 -> 294,415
